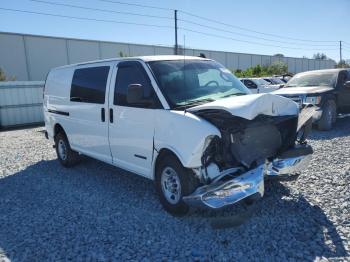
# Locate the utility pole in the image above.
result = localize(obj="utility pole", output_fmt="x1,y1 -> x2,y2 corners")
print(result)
339,41 -> 343,67
174,10 -> 178,55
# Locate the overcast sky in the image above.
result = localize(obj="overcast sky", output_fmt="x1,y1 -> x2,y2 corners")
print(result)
1,0 -> 349,61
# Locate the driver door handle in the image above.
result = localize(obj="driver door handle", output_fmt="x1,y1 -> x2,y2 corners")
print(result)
110,108 -> 113,123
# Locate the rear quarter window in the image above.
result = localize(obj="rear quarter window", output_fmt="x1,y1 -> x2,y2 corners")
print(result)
70,66 -> 110,104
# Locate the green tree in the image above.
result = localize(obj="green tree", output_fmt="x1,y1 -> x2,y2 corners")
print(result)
232,61 -> 288,78
335,59 -> 350,68
118,51 -> 127,57
313,53 -> 328,60
267,61 -> 288,75
0,67 -> 6,81
252,64 -> 262,76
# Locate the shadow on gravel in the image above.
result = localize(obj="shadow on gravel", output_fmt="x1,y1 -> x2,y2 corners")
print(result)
310,114 -> 350,140
0,158 -> 347,261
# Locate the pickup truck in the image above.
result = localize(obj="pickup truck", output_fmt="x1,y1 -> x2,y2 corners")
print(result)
273,68 -> 350,130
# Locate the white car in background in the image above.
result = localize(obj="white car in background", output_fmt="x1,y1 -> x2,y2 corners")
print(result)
240,78 -> 281,93
263,77 -> 286,86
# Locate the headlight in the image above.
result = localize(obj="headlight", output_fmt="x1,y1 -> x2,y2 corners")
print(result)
305,96 -> 321,105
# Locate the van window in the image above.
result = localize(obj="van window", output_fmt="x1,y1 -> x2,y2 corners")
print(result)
70,66 -> 110,104
114,62 -> 157,108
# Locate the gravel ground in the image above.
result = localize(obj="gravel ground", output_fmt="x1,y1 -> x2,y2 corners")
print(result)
0,118 -> 349,262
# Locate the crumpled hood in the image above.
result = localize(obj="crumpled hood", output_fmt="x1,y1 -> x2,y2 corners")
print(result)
188,93 -> 299,120
272,86 -> 334,95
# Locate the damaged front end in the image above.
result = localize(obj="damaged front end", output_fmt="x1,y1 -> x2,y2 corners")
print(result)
184,103 -> 315,209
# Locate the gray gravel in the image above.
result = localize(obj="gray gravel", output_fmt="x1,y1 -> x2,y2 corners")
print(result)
0,118 -> 349,262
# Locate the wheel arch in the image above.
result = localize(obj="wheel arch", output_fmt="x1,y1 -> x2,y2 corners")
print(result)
54,123 -> 66,138
53,123 -> 73,145
152,147 -> 186,180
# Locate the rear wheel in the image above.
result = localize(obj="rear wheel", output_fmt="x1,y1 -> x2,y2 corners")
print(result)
54,132 -> 79,167
318,100 -> 337,131
155,154 -> 199,216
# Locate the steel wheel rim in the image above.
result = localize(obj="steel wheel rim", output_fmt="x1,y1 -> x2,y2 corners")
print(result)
58,139 -> 67,161
161,167 -> 181,204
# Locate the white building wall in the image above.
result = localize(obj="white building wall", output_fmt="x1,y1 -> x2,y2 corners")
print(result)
129,44 -> 155,56
251,55 -> 262,67
226,53 -> 239,70
238,54 -> 252,70
0,34 -> 28,80
67,40 -> 100,64
0,32 -> 336,81
24,36 -> 68,80
100,42 -> 130,59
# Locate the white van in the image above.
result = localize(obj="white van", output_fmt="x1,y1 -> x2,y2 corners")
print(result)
44,55 -> 314,215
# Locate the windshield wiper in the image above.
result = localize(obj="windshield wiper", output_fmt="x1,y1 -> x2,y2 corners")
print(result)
173,98 -> 215,110
221,92 -> 246,98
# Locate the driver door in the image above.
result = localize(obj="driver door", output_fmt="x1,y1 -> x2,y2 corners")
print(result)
337,70 -> 350,113
108,61 -> 161,178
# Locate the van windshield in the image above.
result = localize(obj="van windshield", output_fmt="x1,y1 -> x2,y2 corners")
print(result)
148,60 -> 250,109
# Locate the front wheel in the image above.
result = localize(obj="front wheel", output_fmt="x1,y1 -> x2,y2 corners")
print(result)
155,154 -> 199,216
318,100 -> 337,131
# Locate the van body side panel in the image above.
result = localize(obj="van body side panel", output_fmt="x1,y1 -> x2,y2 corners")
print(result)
45,63 -> 114,164
44,67 -> 73,140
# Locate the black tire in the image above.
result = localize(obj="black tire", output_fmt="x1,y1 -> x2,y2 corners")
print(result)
54,132 -> 79,167
155,154 -> 199,216
318,99 -> 337,131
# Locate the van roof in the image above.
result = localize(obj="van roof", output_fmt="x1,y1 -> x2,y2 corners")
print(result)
54,55 -> 209,69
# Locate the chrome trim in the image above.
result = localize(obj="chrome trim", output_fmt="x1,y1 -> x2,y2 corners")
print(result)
267,154 -> 312,176
183,165 -> 265,209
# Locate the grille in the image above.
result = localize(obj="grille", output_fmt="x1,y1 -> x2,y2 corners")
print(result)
289,96 -> 303,107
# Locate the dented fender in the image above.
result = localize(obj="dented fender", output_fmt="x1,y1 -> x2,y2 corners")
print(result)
153,110 -> 221,169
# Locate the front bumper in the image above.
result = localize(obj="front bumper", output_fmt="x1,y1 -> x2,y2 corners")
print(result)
183,165 -> 265,209
183,145 -> 312,209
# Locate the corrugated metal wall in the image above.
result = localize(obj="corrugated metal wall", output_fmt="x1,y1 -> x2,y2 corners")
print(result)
0,32 -> 336,81
0,81 -> 44,128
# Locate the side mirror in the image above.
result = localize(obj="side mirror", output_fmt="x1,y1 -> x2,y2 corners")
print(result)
344,81 -> 350,88
127,84 -> 153,106
279,84 -> 285,88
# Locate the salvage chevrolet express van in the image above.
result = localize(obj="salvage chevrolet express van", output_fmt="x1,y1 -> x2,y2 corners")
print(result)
44,56 -> 314,215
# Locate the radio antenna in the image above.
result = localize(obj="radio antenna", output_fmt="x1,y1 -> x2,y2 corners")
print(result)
183,35 -> 188,114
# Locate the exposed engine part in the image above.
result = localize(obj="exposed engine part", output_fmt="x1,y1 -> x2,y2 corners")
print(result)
195,109 -> 301,171
230,123 -> 282,168
204,163 -> 220,181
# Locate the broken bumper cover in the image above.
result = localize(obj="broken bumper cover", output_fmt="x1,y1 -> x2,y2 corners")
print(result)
183,165 -> 265,209
183,145 -> 312,209
267,145 -> 313,176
